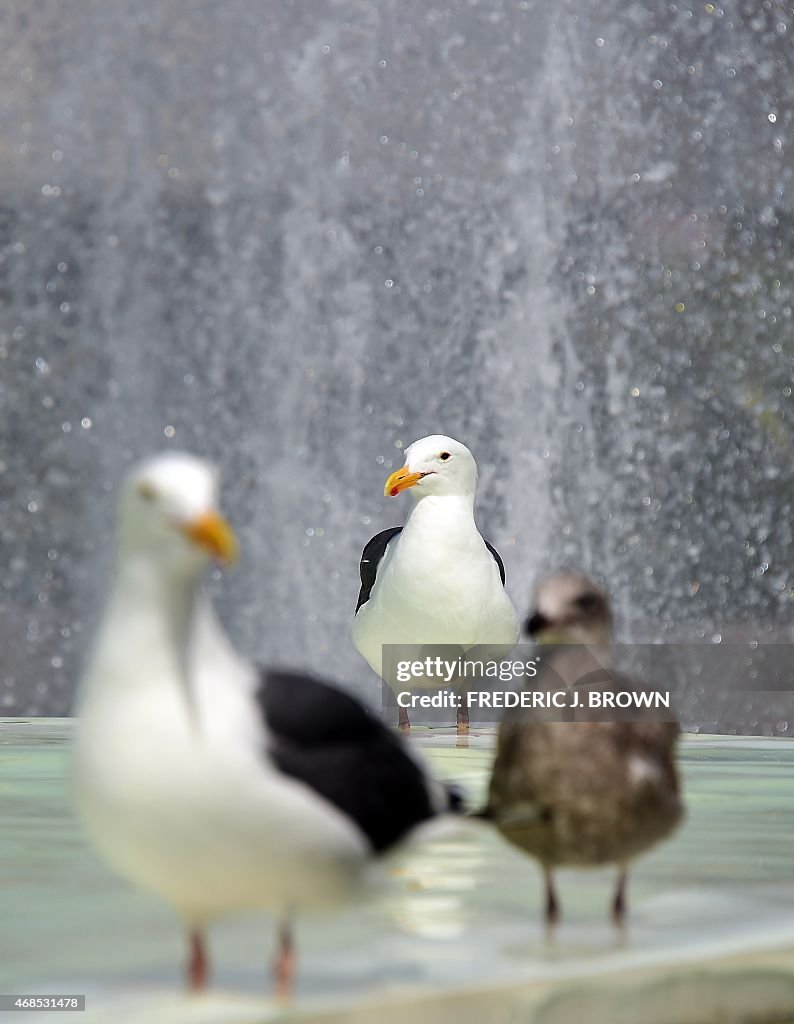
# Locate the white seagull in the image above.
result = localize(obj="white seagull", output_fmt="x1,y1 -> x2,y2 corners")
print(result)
72,452 -> 461,998
352,435 -> 519,734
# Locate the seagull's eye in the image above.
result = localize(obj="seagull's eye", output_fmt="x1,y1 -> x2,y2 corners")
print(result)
574,592 -> 600,612
439,451 -> 452,461
137,481 -> 158,503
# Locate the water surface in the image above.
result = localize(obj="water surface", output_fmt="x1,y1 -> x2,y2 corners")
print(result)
3,721 -> 794,1022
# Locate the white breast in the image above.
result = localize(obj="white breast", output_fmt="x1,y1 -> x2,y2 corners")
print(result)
352,497 -> 519,680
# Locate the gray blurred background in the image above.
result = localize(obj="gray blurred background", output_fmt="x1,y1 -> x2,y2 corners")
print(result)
1,0 -> 793,722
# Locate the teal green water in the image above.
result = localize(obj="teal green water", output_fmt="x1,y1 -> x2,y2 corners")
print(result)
2,721 -> 794,1023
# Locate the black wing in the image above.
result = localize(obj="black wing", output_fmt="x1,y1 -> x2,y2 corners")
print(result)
485,541 -> 506,586
257,668 -> 444,853
355,526 -> 402,613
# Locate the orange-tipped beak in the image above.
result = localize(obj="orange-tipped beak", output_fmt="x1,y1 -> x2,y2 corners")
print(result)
384,466 -> 425,497
181,511 -> 239,563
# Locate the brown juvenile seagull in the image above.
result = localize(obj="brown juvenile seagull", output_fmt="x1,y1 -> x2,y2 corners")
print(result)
485,571 -> 683,928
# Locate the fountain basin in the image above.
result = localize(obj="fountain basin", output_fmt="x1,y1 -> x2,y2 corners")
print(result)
2,720 -> 794,1023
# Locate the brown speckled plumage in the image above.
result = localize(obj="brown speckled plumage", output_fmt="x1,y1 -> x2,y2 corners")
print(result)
486,572 -> 683,926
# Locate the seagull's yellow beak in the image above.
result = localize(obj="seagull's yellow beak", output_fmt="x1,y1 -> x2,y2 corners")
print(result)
384,466 -> 424,497
181,511 -> 238,563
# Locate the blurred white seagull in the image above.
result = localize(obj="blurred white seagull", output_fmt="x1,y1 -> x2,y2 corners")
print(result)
352,434 -> 519,735
72,452 -> 461,998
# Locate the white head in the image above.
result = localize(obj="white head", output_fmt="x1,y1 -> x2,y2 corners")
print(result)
118,452 -> 238,571
383,434 -> 478,501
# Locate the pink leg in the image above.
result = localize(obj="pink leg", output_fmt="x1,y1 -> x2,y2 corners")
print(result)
456,703 -> 470,748
273,919 -> 296,1001
398,706 -> 411,732
187,929 -> 208,991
